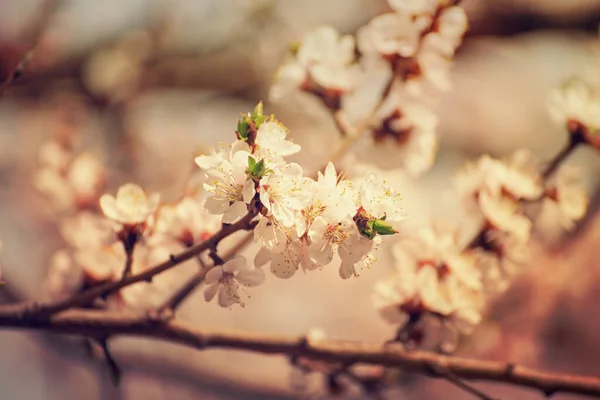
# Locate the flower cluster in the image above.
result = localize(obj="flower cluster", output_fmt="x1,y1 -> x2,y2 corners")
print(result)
43,176 -> 220,308
271,0 -> 468,176
373,148 -> 589,335
373,226 -> 483,334
196,103 -> 405,292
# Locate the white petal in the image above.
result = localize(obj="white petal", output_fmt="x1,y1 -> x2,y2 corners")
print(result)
254,247 -> 272,267
204,266 -> 223,284
204,283 -> 219,302
242,180 -> 256,203
309,240 -> 334,266
235,267 -> 265,286
270,249 -> 299,279
223,256 -> 246,274
204,196 -> 229,215
339,262 -> 356,279
223,201 -> 248,224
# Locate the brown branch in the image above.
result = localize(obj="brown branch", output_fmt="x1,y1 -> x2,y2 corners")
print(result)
155,255 -> 209,318
6,210 -> 258,317
0,308 -> 598,397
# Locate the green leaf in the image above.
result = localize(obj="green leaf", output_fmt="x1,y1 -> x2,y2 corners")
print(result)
248,155 -> 257,171
254,159 -> 266,178
237,118 -> 249,139
372,219 -> 397,236
252,101 -> 264,117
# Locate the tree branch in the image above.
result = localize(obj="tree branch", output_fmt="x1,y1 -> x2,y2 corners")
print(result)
0,308 -> 597,397
5,209 -> 258,317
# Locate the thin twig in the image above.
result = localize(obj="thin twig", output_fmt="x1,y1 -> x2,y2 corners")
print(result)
98,338 -> 123,387
0,309 -> 597,398
0,0 -> 59,97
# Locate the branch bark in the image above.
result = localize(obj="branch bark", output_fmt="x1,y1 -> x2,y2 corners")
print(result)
0,308 -> 597,398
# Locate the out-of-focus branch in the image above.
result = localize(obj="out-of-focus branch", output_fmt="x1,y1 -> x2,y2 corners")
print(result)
0,308 -> 598,397
0,0 -> 60,97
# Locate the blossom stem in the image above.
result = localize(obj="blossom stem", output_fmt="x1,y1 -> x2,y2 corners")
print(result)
541,139 -> 581,180
0,308 -> 597,397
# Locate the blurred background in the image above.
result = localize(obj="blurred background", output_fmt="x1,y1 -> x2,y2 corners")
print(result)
1,0 -> 600,398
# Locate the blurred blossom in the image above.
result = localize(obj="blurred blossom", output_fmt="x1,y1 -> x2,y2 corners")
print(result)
536,166 -> 588,235
152,196 -> 221,247
373,226 -> 483,332
99,183 -> 160,226
45,250 -> 83,300
547,78 -> 600,134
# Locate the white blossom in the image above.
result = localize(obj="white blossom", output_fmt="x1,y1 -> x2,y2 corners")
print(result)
295,162 -> 356,237
538,166 -> 588,231
204,256 -> 265,307
271,26 -> 357,97
203,149 -> 255,224
99,183 -> 159,226
547,79 -> 600,133
259,163 -> 309,227
456,152 -> 542,202
308,216 -> 374,279
357,13 -> 428,58
358,173 -> 407,229
296,26 -> 357,91
373,227 -> 483,331
153,196 -> 221,246
254,121 -> 301,164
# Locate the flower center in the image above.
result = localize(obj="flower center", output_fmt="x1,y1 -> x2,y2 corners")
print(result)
324,223 -> 348,245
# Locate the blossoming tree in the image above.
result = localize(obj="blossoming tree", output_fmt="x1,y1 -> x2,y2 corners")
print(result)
0,0 -> 599,398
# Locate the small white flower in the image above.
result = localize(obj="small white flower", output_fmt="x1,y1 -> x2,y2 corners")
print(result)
296,163 -> 356,237
99,183 -> 160,225
538,166 -> 588,232
479,192 -> 532,242
204,256 -> 265,307
373,92 -> 440,176
456,152 -> 542,202
254,121 -> 301,163
259,163 -> 309,227
308,216 -> 374,278
357,13 -> 429,58
373,228 -> 483,331
67,153 -> 105,205
153,196 -> 222,246
431,6 -> 468,56
296,26 -> 357,91
203,149 -> 255,224
547,79 -> 600,133
358,174 -> 407,230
